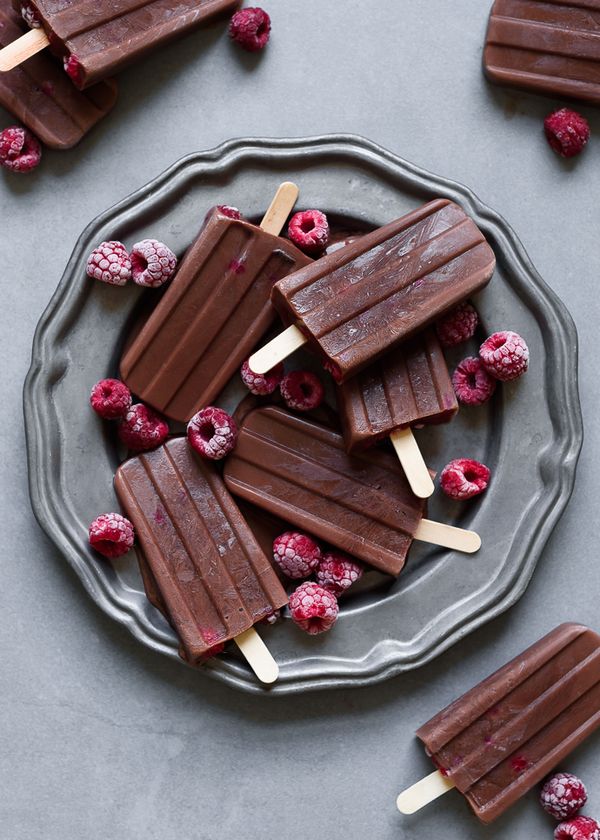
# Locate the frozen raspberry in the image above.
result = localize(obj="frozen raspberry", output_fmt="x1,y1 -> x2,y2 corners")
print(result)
86,241 -> 132,286
0,126 -> 41,173
118,404 -> 169,452
280,370 -> 324,411
262,609 -> 281,625
544,108 -> 590,158
440,458 -> 490,500
555,817 -> 600,840
480,331 -> 529,381
273,531 -> 321,579
90,378 -> 132,420
187,406 -> 238,460
436,302 -> 479,347
316,551 -> 363,596
199,642 -> 225,661
89,512 -> 134,559
542,773 -> 588,821
452,356 -> 497,406
240,359 -> 284,395
63,54 -> 84,86
20,3 -> 41,27
130,239 -> 177,288
217,205 -> 242,220
288,581 -> 339,635
229,7 -> 271,51
287,210 -> 330,256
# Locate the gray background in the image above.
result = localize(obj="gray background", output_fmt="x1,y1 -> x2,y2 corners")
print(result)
1,1 -> 599,837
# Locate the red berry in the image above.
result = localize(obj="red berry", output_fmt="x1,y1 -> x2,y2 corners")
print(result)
86,241 -> 131,286
280,370 -> 324,411
0,126 -> 41,173
440,458 -> 490,500
273,531 -> 321,579
90,378 -> 132,420
130,239 -> 177,288
198,642 -> 226,661
89,512 -> 134,559
63,54 -> 84,86
452,356 -> 497,405
118,404 -> 169,452
287,210 -> 330,255
541,773 -> 588,821
229,7 -> 271,51
240,359 -> 284,395
555,816 -> 600,840
316,551 -> 363,595
288,581 -> 339,635
187,406 -> 238,460
479,330 -> 529,381
544,108 -> 590,158
217,205 -> 242,220
436,302 -> 479,347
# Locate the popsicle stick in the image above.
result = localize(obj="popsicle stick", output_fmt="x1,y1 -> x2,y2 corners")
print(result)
260,181 -> 299,235
235,627 -> 279,684
390,427 -> 435,499
396,770 -> 456,814
248,324 -> 307,374
415,519 -> 481,554
0,28 -> 49,72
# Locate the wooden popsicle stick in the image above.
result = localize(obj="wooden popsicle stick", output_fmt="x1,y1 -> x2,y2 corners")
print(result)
396,770 -> 456,814
415,519 -> 481,554
0,28 -> 49,72
390,427 -> 435,499
235,626 -> 279,684
260,181 -> 299,235
248,324 -> 307,374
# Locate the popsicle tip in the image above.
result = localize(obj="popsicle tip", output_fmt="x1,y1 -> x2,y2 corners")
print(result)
396,791 -> 418,815
463,530 -> 482,553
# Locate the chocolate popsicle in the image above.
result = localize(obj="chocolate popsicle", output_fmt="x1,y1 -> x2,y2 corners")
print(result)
120,183 -> 310,424
397,623 -> 600,823
223,406 -> 481,576
249,199 -> 496,382
484,0 -> 600,105
0,0 -> 116,149
114,437 -> 287,683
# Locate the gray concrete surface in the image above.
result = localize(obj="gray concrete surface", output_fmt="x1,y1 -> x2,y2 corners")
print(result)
1,1 -> 599,837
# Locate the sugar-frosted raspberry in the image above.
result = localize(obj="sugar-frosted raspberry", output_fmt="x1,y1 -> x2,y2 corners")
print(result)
90,378 -> 132,420
86,241 -> 131,286
240,359 -> 284,395
541,773 -> 588,821
20,3 -> 41,27
229,7 -> 271,51
440,458 -> 490,500
89,512 -> 134,559
288,581 -> 339,635
480,331 -> 529,381
187,406 -> 238,460
280,370 -> 324,411
217,205 -> 242,220
0,126 -> 41,173
544,108 -> 590,158
316,551 -> 363,595
287,210 -> 330,256
452,356 -> 497,405
130,239 -> 177,287
64,54 -> 84,86
118,404 -> 169,451
436,302 -> 479,347
273,531 -> 321,579
555,816 -> 600,840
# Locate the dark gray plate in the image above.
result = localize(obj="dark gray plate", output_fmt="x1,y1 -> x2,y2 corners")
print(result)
23,135 -> 582,694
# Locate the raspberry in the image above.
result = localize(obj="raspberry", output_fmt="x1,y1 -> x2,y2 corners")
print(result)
316,551 -> 363,596
452,356 -> 497,405
89,512 -> 134,559
118,404 -> 169,452
288,581 -> 339,635
86,241 -> 131,286
217,205 -> 242,220
187,406 -> 238,460
479,331 -> 529,381
287,210 -> 330,256
436,302 -> 479,347
0,126 -> 41,173
90,378 -> 132,420
544,108 -> 590,158
440,458 -> 490,500
199,642 -> 225,661
280,370 -> 324,411
541,773 -> 588,821
20,3 -> 41,27
555,817 -> 600,840
273,531 -> 321,579
263,609 -> 281,625
229,7 -> 271,51
240,359 -> 284,395
63,54 -> 84,86
130,239 -> 177,288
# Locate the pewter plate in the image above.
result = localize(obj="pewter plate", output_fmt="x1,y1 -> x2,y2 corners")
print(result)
23,135 -> 582,695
